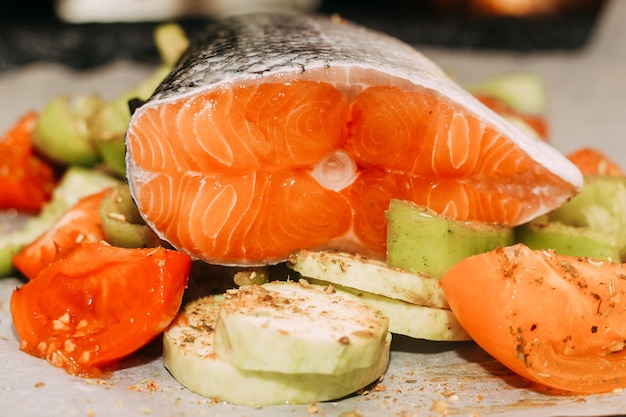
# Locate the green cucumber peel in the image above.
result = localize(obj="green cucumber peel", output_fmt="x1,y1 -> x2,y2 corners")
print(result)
99,183 -> 161,248
386,199 -> 513,279
515,175 -> 626,260
515,215 -> 620,261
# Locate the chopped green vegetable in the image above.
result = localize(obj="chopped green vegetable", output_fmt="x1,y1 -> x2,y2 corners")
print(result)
89,65 -> 172,177
99,183 -> 162,248
386,199 -> 513,279
33,95 -> 103,165
515,214 -> 620,260
518,175 -> 626,260
154,22 -> 190,67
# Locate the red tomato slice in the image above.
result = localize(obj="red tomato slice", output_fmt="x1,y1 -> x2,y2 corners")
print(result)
0,111 -> 57,211
440,243 -> 626,394
12,190 -> 110,280
10,242 -> 191,376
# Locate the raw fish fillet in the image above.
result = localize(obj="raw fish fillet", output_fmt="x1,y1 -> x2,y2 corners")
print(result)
125,12 -> 582,266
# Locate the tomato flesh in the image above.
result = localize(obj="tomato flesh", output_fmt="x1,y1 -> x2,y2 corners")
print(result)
440,243 -> 626,394
10,242 -> 191,376
12,190 -> 110,280
0,111 -> 56,211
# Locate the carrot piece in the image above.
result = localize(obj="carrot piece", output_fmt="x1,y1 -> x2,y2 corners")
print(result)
0,112 -> 57,211
566,147 -> 625,176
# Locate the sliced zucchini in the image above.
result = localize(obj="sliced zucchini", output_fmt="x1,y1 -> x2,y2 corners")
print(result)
288,249 -> 448,309
305,278 -> 470,342
163,294 -> 390,405
213,281 -> 390,374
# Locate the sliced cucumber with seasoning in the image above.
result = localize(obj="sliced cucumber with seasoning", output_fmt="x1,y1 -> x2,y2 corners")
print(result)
515,215 -> 620,261
305,278 -> 469,342
99,183 -> 162,248
213,281 -> 390,375
386,199 -> 513,279
288,249 -> 448,309
163,294 -> 390,405
0,167 -> 119,276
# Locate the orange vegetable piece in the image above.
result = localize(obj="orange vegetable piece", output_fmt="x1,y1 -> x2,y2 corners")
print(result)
12,190 -> 110,280
475,94 -> 549,141
440,243 -> 626,394
0,112 -> 57,211
10,242 -> 191,376
566,147 -> 625,176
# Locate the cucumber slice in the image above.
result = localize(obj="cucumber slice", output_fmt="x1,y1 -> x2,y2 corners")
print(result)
386,199 -> 513,279
213,281 -> 390,374
33,95 -> 103,166
163,295 -> 390,405
305,278 -> 470,342
548,175 -> 626,258
515,215 -> 620,261
288,249 -> 448,309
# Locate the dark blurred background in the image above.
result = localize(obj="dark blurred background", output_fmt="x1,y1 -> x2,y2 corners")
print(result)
0,0 -> 606,71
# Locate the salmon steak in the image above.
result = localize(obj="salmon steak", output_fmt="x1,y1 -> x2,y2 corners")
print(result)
125,12 -> 583,266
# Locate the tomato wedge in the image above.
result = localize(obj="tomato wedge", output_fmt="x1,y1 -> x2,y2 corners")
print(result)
10,242 -> 191,376
12,190 -> 110,280
0,111 -> 57,211
567,147 -> 625,177
440,243 -> 626,394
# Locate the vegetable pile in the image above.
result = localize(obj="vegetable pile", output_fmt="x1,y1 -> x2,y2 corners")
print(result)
3,21 -> 626,405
